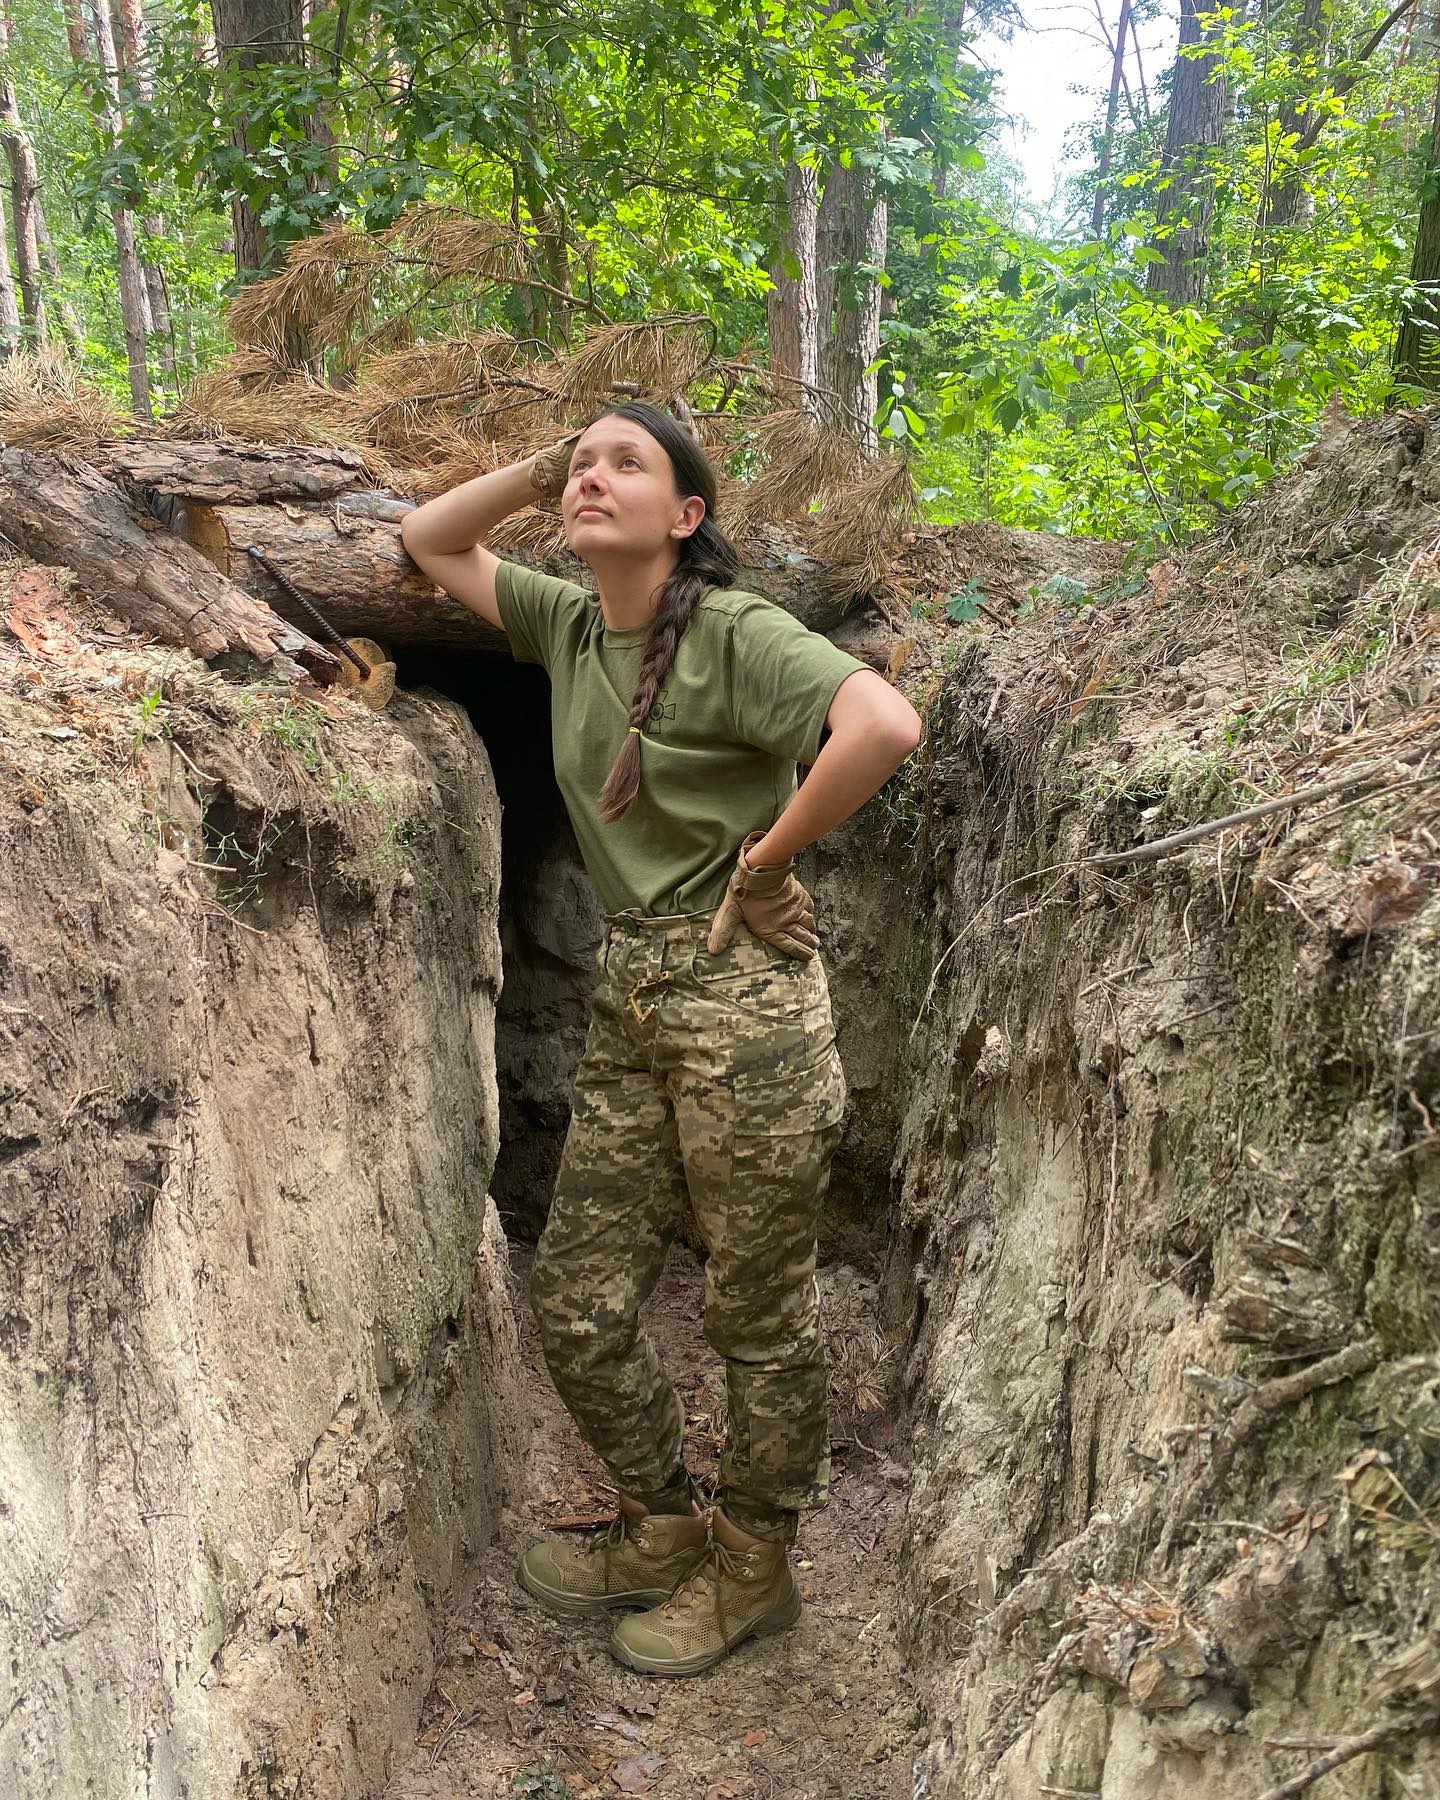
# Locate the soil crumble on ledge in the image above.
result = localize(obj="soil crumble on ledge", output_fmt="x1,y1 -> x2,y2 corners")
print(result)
386,1247 -> 921,1800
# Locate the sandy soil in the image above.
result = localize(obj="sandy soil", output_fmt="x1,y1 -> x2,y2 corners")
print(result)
385,1245 -> 922,1800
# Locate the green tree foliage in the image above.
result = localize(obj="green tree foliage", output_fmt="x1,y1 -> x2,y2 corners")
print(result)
9,0 -> 1440,544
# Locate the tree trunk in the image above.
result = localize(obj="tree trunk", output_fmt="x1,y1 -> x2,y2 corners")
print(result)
58,0 -> 150,407
817,158 -> 887,451
767,157 -> 821,406
208,0 -> 324,367
115,0 -> 177,392
209,0 -> 308,281
1092,0 -> 1134,238
58,437 -> 897,636
501,1 -> 571,347
0,186 -> 21,347
81,0 -> 152,415
1146,0 -> 1229,306
33,211 -> 85,352
1393,46 -> 1440,391
0,0 -> 47,345
3,0 -> 85,353
816,38 -> 889,450
933,3 -> 968,200
1259,0 -> 1334,233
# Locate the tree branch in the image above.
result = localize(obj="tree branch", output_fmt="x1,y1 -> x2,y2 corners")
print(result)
1256,1711 -> 1435,1800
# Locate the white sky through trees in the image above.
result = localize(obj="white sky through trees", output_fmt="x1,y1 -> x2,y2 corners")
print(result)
976,0 -> 1180,222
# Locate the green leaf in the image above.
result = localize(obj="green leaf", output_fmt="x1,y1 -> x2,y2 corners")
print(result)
946,580 -> 985,624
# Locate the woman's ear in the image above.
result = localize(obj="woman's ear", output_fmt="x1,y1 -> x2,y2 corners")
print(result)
670,495 -> 707,540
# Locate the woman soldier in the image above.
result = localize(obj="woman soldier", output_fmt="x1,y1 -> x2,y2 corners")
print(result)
401,404 -> 920,1676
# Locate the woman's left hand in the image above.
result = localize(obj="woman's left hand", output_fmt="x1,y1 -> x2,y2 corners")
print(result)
707,833 -> 819,961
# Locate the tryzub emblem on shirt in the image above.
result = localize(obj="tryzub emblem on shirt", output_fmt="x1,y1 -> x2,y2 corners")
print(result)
646,696 -> 676,735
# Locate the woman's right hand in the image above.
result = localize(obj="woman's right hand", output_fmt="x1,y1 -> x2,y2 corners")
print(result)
529,431 -> 582,498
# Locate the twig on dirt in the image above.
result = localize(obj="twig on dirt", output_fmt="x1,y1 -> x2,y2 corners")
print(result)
1143,1248 -> 1209,1292
428,1689 -> 481,1767
1168,999 -> 1231,1027
1255,1710 -> 1434,1800
1083,753 -> 1436,871
1080,960 -> 1151,996
910,747 -> 1436,1037
1212,1517 -> 1290,1544
1156,1339 -> 1380,1567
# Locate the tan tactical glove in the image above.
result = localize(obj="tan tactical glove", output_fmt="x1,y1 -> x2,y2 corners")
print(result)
529,431 -> 581,498
706,832 -> 818,962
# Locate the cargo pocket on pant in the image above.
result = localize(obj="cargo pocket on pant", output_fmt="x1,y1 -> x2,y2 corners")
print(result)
729,1043 -> 847,1189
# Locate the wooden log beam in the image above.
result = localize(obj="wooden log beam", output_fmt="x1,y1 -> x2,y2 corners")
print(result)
0,446 -> 337,677
67,436 -> 880,639
94,435 -> 373,505
180,494 -> 865,653
183,496 -> 510,652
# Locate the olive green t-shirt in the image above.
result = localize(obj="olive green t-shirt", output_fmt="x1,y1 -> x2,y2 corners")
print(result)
495,561 -> 867,916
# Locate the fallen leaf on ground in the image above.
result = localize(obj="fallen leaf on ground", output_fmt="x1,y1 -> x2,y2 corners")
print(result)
6,569 -> 79,662
512,1687 -> 537,1705
704,1779 -> 755,1799
621,1684 -> 660,1718
612,1753 -> 666,1793
476,1639 -> 503,1659
885,635 -> 916,683
742,1728 -> 767,1747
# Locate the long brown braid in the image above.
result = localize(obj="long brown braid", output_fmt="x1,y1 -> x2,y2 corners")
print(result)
595,403 -> 739,824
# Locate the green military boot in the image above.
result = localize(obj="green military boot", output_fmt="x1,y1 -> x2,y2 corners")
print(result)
517,1493 -> 707,1617
610,1508 -> 801,1674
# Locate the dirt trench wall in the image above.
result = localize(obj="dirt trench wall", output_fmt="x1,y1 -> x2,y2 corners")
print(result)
0,646 -> 523,1800
815,410 -> 1440,1798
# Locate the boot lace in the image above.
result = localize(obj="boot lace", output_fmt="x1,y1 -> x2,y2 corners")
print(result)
661,1538 -> 746,1621
584,1510 -> 639,1579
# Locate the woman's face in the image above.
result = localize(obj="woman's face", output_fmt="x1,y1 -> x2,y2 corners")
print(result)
561,418 -> 706,561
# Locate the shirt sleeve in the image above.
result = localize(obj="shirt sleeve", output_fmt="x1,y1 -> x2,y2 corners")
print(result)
494,560 -> 591,672
728,597 -> 869,765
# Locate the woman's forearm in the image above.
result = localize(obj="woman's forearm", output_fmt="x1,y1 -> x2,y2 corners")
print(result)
751,695 -> 920,867
401,458 -> 539,555
748,671 -> 921,866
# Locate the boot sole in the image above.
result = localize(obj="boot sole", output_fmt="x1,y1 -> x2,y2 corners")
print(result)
515,1557 -> 673,1618
610,1585 -> 802,1676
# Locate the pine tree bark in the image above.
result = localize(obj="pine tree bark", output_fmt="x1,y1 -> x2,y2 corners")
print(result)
79,0 -> 152,415
501,2 -> 571,347
1259,0 -> 1333,232
1393,39 -> 1440,391
0,0 -> 47,344
1146,0 -> 1229,306
767,157 -> 820,406
814,37 -> 889,450
0,448 -> 334,676
207,0 -> 318,369
115,0 -> 177,391
0,187 -> 21,347
33,212 -> 85,352
58,0 -> 151,408
817,156 -> 887,451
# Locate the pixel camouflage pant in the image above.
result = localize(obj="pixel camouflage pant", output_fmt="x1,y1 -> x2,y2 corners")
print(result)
530,911 -> 846,1542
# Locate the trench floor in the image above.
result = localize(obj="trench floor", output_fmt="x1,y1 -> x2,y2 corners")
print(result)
385,1245 -> 921,1800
